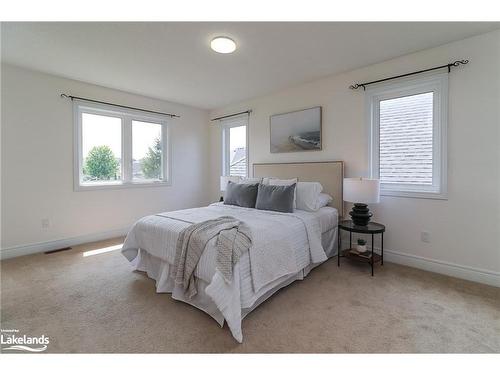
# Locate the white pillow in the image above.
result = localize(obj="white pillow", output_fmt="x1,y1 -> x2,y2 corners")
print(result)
296,182 -> 323,211
316,193 -> 333,208
261,177 -> 276,185
267,178 -> 298,209
238,177 -> 262,184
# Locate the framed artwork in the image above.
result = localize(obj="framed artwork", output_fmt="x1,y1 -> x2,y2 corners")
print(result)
270,106 -> 322,153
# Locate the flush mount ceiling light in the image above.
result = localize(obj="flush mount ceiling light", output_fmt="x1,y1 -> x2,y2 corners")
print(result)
210,36 -> 236,54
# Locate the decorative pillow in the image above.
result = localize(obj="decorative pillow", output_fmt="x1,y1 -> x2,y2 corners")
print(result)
266,178 -> 298,209
296,182 -> 323,211
255,183 -> 296,213
223,181 -> 258,208
316,193 -> 333,208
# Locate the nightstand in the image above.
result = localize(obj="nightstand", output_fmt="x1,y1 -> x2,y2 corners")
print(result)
337,220 -> 385,276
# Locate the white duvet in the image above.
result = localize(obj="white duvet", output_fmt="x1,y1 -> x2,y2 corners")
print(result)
121,202 -> 329,342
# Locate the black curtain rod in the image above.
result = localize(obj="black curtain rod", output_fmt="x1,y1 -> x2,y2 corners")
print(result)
211,110 -> 252,122
349,59 -> 469,90
60,94 -> 180,118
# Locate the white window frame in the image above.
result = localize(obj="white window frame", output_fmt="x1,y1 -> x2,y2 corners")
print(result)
73,100 -> 171,191
366,73 -> 448,199
221,115 -> 249,178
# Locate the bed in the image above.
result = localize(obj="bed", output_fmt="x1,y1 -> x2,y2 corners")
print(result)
121,161 -> 344,342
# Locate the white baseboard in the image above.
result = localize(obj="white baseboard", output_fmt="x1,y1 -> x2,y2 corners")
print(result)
383,248 -> 500,288
3,230 -> 499,288
0,227 -> 129,260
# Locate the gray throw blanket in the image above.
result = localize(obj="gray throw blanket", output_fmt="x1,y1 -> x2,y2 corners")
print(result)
173,216 -> 252,299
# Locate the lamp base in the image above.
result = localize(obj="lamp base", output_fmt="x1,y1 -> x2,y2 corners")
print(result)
349,203 -> 373,226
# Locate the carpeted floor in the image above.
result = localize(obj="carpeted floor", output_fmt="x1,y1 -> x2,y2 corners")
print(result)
1,237 -> 499,353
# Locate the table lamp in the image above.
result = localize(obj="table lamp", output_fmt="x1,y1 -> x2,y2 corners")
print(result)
343,177 -> 380,226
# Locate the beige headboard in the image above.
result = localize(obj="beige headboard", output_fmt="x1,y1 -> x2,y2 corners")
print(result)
253,161 -> 344,214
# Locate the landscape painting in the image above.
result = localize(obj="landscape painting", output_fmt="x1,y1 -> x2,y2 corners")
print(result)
270,106 -> 322,153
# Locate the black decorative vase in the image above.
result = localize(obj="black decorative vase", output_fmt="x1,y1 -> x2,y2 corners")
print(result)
349,203 -> 373,226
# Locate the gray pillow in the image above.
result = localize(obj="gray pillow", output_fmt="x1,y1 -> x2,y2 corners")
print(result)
255,183 -> 296,213
224,181 -> 258,208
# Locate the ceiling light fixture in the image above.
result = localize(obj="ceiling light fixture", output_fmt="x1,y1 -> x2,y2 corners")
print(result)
210,36 -> 236,54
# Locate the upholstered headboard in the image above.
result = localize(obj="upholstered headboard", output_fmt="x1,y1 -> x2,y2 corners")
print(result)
253,161 -> 344,214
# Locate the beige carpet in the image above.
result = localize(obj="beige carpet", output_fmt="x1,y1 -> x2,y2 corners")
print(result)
1,237 -> 499,353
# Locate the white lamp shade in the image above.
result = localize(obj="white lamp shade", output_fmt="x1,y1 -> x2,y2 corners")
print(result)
220,176 -> 241,191
343,178 -> 380,204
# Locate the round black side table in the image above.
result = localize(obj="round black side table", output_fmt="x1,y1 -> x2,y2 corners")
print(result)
337,220 -> 386,276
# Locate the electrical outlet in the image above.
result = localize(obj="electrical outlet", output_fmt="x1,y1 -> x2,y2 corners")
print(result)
421,231 -> 431,243
41,218 -> 50,230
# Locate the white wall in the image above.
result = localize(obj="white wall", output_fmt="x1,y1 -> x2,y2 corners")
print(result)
1,64 -> 210,256
209,30 -> 500,285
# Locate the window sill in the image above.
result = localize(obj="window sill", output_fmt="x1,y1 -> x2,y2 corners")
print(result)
75,180 -> 171,192
381,189 -> 447,200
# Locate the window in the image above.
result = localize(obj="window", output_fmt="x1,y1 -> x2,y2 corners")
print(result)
132,120 -> 163,182
74,100 -> 170,190
81,113 -> 122,183
221,115 -> 248,178
367,73 -> 448,199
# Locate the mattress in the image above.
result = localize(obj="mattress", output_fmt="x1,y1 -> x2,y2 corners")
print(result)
316,206 -> 338,234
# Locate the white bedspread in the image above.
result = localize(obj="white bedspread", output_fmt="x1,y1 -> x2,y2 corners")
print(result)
121,203 -> 329,342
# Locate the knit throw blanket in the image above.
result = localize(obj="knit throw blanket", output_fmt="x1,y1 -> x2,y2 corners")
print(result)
173,216 -> 252,299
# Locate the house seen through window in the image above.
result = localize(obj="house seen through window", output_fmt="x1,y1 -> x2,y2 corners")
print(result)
221,116 -> 248,178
